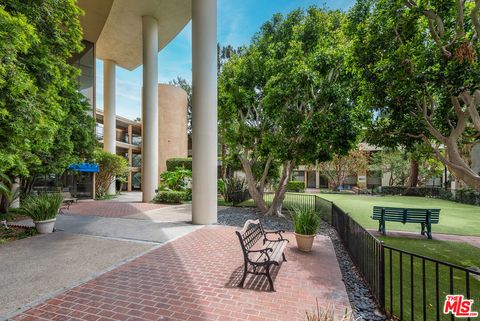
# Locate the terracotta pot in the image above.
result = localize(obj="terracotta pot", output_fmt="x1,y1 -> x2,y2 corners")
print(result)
34,218 -> 56,234
294,232 -> 315,252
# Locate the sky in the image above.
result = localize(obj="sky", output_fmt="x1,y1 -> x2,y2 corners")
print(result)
96,0 -> 355,120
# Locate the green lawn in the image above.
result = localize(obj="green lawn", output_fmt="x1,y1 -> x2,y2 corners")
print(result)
319,194 -> 480,237
379,236 -> 480,321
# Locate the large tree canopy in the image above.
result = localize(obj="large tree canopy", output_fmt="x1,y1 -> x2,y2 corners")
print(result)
349,0 -> 480,191
0,0 -> 95,186
219,7 -> 362,215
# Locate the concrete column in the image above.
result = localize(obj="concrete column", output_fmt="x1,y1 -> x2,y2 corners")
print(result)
142,16 -> 159,202
192,0 -> 218,225
128,124 -> 133,145
128,147 -> 133,192
103,59 -> 116,195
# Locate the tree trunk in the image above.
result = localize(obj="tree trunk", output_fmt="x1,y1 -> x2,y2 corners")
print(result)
239,154 -> 269,213
408,159 -> 419,187
266,161 -> 294,217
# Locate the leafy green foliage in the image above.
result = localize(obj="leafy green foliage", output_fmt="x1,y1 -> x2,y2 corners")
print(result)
219,7 -> 363,215
20,193 -> 63,221
291,207 -> 320,235
94,150 -> 129,197
286,181 -> 305,193
0,1 -> 95,179
166,158 -> 192,172
348,0 -> 480,190
159,168 -> 192,191
153,191 -> 188,204
221,176 -> 248,204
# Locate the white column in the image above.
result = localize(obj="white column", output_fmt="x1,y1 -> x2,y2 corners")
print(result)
192,0 -> 218,225
103,59 -> 116,195
142,16 -> 159,202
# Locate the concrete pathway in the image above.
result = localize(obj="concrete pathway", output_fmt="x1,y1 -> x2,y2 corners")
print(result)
0,232 -> 154,319
10,227 -> 351,321
2,197 -> 202,320
369,229 -> 480,248
54,214 -> 201,243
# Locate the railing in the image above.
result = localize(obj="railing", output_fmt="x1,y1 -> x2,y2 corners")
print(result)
258,192 -> 480,321
383,246 -> 480,321
321,196 -> 480,321
330,203 -> 385,307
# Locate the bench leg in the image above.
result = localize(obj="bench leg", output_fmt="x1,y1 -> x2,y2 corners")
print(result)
381,220 -> 386,235
427,223 -> 432,239
282,252 -> 287,262
378,220 -> 382,232
266,265 -> 275,292
238,263 -> 247,288
421,223 -> 426,236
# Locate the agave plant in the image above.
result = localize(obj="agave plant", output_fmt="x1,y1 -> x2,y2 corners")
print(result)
20,193 -> 63,222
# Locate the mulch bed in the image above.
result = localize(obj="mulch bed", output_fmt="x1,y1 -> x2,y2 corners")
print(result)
0,225 -> 36,244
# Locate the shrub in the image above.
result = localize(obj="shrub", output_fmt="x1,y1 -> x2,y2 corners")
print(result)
287,181 -> 305,192
381,186 -> 441,197
221,176 -> 249,205
291,207 -> 320,235
453,188 -> 480,206
94,150 -> 129,197
20,193 -> 63,221
153,191 -> 188,204
160,168 -> 192,191
166,158 -> 192,171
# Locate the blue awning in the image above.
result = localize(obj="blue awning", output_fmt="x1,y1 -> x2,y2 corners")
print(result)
68,163 -> 99,173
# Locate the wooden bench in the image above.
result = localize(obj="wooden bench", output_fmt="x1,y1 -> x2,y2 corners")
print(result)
372,206 -> 441,239
235,219 -> 289,291
59,191 -> 77,213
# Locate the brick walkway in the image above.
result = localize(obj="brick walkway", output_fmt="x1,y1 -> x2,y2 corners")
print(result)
10,227 -> 350,321
66,201 -> 170,218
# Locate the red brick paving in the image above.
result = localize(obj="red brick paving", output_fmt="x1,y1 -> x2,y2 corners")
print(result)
66,201 -> 170,218
10,227 -> 350,321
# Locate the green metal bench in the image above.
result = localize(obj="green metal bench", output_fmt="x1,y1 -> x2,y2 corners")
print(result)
372,206 -> 440,239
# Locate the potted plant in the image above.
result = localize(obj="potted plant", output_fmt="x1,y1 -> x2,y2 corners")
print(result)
292,207 -> 320,252
20,193 -> 63,234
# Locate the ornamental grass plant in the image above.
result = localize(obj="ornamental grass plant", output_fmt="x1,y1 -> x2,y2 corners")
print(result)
20,193 -> 63,221
292,207 -> 320,235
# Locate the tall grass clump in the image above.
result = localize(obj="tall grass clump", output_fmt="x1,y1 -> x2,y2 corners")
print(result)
292,207 -> 320,235
20,193 -> 63,221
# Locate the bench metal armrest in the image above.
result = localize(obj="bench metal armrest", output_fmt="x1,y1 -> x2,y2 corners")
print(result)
264,230 -> 288,243
247,248 -> 273,261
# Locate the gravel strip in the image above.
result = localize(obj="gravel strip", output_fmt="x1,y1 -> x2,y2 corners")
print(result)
217,206 -> 388,321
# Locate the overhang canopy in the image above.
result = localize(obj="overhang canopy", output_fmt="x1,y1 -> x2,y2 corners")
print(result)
78,0 -> 191,71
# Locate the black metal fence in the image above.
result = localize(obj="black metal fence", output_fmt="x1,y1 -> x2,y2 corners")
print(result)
260,192 -> 480,321
330,203 -> 386,307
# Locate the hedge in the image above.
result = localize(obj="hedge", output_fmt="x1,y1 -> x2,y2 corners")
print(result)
380,186 -> 480,206
287,181 -> 305,193
166,158 -> 192,171
438,188 -> 480,206
153,191 -> 188,204
380,186 -> 441,197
